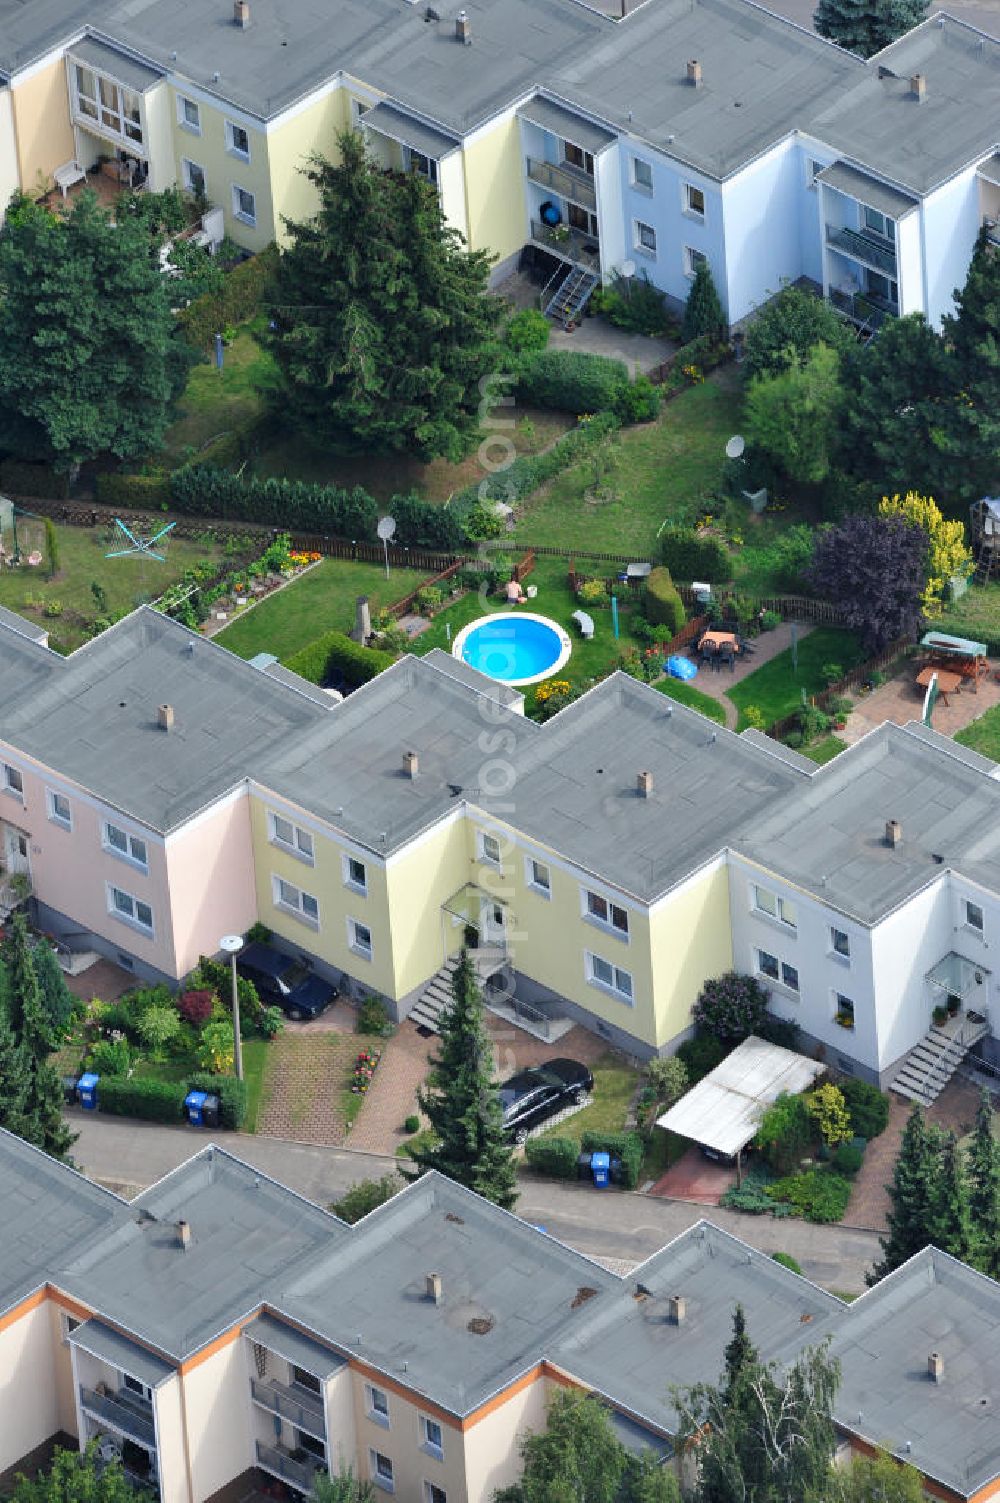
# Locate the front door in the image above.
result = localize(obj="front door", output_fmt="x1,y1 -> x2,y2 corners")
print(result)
3,826 -> 30,876
479,899 -> 506,950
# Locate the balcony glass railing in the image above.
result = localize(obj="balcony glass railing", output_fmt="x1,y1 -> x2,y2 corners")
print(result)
828,286 -> 897,329
256,1441 -> 324,1493
529,219 -> 600,271
251,1377 -> 326,1439
826,223 -> 897,276
526,158 -> 597,212
79,1388 -> 156,1449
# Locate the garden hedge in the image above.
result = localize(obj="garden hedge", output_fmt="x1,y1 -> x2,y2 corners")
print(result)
580,1129 -> 643,1190
96,473 -> 172,507
0,460 -> 69,499
524,1136 -> 580,1179
179,245 -> 280,349
839,1078 -> 890,1139
96,1076 -> 187,1122
660,525 -> 732,584
187,1071 -> 247,1130
515,349 -> 630,414
285,630 -> 397,688
645,567 -> 686,635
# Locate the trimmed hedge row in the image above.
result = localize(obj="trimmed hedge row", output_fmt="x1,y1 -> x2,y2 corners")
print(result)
94,1071 -> 247,1126
179,245 -> 280,349
96,473 -> 172,507
0,460 -> 70,499
187,1071 -> 248,1130
285,630 -> 397,688
580,1129 -> 643,1190
524,1136 -> 580,1178
515,350 -> 630,414
660,524 -> 732,584
645,566 -> 686,635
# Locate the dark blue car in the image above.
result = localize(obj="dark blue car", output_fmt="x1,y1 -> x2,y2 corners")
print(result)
236,942 -> 337,1021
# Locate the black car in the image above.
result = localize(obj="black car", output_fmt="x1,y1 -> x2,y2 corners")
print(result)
236,942 -> 337,1021
499,1058 -> 594,1142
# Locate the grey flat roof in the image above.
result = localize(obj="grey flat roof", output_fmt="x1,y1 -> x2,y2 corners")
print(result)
364,101 -> 460,159
739,728 -> 818,773
72,1318 -> 174,1388
0,603 -> 48,643
244,1313 -> 346,1379
71,34 -> 163,92
422,648 -> 525,710
517,94 -> 615,153
817,160 -> 918,216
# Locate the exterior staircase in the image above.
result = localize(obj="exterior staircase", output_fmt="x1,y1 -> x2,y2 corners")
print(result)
408,948 -> 506,1035
543,264 -> 599,328
891,1012 -> 990,1106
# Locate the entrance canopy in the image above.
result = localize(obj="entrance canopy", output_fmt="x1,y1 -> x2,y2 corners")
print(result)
656,1035 -> 824,1158
926,951 -> 989,999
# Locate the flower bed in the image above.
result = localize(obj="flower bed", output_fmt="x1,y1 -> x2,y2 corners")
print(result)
155,533 -> 320,633
352,1047 -> 382,1094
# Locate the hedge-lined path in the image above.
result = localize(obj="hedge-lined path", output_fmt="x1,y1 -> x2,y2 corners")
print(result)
656,620 -> 815,733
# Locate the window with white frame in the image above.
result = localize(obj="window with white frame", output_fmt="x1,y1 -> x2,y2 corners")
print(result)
406,147 -> 438,184
103,821 -> 148,872
862,205 -> 894,242
684,183 -> 705,218
178,94 -> 201,132
291,1366 -> 321,1394
478,831 -> 502,867
756,949 -> 798,992
181,158 -> 206,197
232,184 -> 256,226
122,1373 -> 152,1402
683,245 -> 707,278
73,65 -> 143,146
586,952 -> 634,1004
272,875 -> 319,925
420,1416 -> 443,1458
781,961 -> 799,993
526,857 -> 551,896
367,1384 -> 390,1424
225,119 -> 251,160
47,791 -> 72,829
632,157 -> 653,192
268,811 -> 314,863
634,220 -> 657,255
349,918 -> 373,960
108,884 -> 154,936
424,1485 -> 447,1503
343,854 -> 367,894
370,1452 -> 394,1493
3,763 -> 23,797
966,899 -> 985,933
584,889 -> 629,937
830,926 -> 851,959
752,884 -> 797,929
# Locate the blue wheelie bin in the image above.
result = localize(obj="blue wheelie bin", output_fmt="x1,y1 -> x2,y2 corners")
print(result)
591,1151 -> 610,1188
78,1072 -> 99,1111
184,1089 -> 209,1127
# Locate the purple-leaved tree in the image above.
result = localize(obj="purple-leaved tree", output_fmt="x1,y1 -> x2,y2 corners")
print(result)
806,513 -> 927,653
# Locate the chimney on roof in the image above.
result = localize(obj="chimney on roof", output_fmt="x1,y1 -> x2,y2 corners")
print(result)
456,9 -> 471,44
910,72 -> 927,100
668,1294 -> 686,1325
637,770 -> 654,799
687,59 -> 703,87
158,703 -> 175,733
234,0 -> 250,26
404,750 -> 419,780
177,1219 -> 192,1251
885,819 -> 902,849
426,1272 -> 443,1304
928,1351 -> 944,1382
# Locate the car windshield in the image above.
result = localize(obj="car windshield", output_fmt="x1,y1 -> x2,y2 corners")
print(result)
277,962 -> 311,995
499,1070 -> 546,1110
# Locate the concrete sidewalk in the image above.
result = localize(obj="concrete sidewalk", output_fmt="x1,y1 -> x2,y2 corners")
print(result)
67,1112 -> 880,1293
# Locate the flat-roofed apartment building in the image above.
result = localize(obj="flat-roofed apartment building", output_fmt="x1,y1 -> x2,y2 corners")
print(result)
0,0 -> 997,329
3,1129 -> 1000,1503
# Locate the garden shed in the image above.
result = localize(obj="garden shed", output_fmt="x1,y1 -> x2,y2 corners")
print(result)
656,1035 -> 824,1178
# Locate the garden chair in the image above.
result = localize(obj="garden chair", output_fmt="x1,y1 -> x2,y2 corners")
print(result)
719,644 -> 736,671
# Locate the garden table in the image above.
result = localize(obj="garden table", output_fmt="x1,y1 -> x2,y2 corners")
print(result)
916,666 -> 962,704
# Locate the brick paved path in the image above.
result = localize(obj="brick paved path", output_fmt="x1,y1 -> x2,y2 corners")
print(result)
256,1032 -> 356,1146
656,621 -> 815,732
842,658 -> 1000,744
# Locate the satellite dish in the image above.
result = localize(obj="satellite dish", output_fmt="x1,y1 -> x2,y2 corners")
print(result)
377,515 -> 397,541
620,259 -> 636,280
725,435 -> 745,460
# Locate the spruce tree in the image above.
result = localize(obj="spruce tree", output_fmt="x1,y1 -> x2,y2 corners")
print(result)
931,1130 -> 974,1264
682,259 -> 726,343
0,914 -> 75,1161
721,1304 -> 756,1405
966,1088 -> 1000,1278
814,0 -> 928,56
270,132 -> 502,461
408,950 -> 518,1209
943,227 -> 1000,497
0,1006 -> 31,1142
869,1104 -> 943,1283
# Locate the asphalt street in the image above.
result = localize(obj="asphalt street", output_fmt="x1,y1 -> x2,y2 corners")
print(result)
68,1111 -> 881,1293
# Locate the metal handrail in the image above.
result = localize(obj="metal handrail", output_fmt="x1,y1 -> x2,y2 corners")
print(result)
255,1441 -> 323,1492
79,1387 -> 156,1448
251,1377 -> 326,1438
529,219 -> 600,271
526,157 -> 597,211
825,223 -> 897,276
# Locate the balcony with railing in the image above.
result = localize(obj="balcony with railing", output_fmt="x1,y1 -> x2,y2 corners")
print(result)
985,217 -> 1000,249
526,157 -> 597,212
255,1441 -> 325,1493
251,1377 -> 326,1439
529,219 -> 600,271
828,285 -> 897,330
826,223 -> 897,276
79,1387 -> 156,1449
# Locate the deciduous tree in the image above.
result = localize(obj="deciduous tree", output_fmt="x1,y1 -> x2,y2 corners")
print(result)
9,1444 -> 138,1503
830,1450 -> 926,1503
270,132 -> 502,461
805,513 -> 927,652
878,491 -> 972,618
742,285 -> 854,381
745,343 -> 842,486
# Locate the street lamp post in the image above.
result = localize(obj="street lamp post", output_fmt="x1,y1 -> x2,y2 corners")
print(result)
220,934 -> 244,1080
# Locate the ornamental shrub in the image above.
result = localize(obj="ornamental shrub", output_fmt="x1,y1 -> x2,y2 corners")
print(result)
645,567 -> 686,634
136,1004 -> 181,1057
767,1169 -> 851,1223
178,989 -> 216,1028
742,706 -> 767,731
515,349 -> 630,414
676,1033 -> 729,1083
285,631 -> 397,688
357,995 -> 392,1037
660,525 -> 732,584
525,1136 -> 581,1179
187,1071 -> 248,1129
807,1082 -> 852,1147
197,1020 -> 235,1074
403,1114 -> 421,1134
577,579 -> 608,605
756,1092 -> 813,1175
613,374 -> 660,425
839,1077 -> 890,1139
505,308 -> 551,353
646,1056 -> 689,1109
331,1173 -> 401,1225
97,1076 -> 187,1123
832,1141 -> 864,1176
580,1129 -> 643,1190
86,1038 -> 133,1078
771,1251 -> 803,1273
692,971 -> 770,1042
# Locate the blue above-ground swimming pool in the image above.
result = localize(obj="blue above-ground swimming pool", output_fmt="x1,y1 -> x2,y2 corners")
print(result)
452,611 -> 572,688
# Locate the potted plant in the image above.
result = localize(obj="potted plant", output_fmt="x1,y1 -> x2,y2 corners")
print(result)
947,993 -> 961,1017
933,1003 -> 948,1027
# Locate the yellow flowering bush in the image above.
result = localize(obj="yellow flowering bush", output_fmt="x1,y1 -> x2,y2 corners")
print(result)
878,491 -> 972,618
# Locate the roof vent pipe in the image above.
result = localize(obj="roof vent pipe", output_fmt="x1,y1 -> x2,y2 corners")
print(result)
158,703 -> 175,732
637,770 -> 654,799
668,1294 -> 686,1324
928,1351 -> 944,1382
910,72 -> 926,100
426,1272 -> 443,1304
177,1219 -> 192,1251
456,9 -> 471,43
234,0 -> 250,27
687,59 -> 702,86
886,819 -> 902,849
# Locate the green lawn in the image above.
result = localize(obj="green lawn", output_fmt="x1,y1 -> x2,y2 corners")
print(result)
157,321 -> 279,469
539,1054 -> 639,1142
727,628 -> 865,730
956,706 -> 1000,761
0,520 -> 232,652
215,557 -> 430,661
654,676 -> 727,724
799,733 -> 849,765
241,1039 -> 270,1133
936,582 -> 1000,649
513,372 -> 742,556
